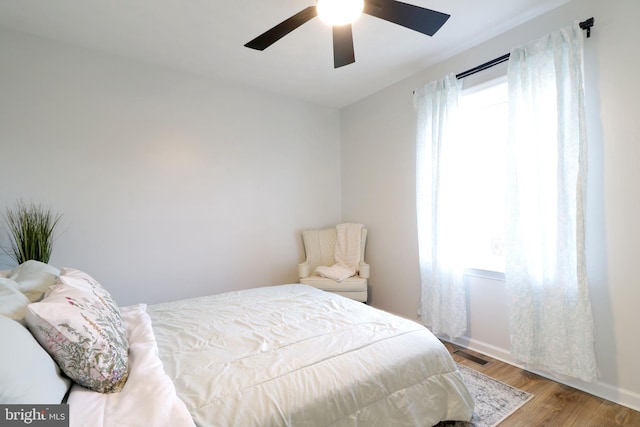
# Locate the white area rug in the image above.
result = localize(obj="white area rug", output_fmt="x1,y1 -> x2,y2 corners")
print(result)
437,364 -> 534,427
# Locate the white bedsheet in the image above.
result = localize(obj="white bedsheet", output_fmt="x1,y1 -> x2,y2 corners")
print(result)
68,304 -> 195,427
147,284 -> 474,427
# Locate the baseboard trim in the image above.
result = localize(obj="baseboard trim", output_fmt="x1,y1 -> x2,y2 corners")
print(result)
444,336 -> 640,413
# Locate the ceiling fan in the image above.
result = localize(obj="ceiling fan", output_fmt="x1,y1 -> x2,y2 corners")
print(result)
244,0 -> 450,68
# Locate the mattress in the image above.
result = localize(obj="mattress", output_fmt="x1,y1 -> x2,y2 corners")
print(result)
146,284 -> 474,426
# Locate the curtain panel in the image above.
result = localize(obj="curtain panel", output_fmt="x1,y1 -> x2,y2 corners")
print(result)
505,23 -> 598,382
414,75 -> 468,339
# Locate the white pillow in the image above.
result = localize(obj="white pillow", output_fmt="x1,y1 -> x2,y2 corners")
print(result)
0,277 -> 31,321
0,261 -> 60,322
7,260 -> 60,302
0,315 -> 71,403
25,268 -> 129,393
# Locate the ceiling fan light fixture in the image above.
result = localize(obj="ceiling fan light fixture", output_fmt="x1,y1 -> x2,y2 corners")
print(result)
316,0 -> 364,26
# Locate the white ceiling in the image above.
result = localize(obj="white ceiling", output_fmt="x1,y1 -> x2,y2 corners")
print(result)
0,0 -> 570,108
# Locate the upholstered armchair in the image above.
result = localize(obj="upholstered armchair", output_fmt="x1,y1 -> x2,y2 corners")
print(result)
298,226 -> 369,302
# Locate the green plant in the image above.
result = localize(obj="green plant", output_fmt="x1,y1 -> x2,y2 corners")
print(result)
3,200 -> 62,265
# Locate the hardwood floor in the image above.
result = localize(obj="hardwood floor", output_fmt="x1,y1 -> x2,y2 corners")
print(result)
443,342 -> 640,426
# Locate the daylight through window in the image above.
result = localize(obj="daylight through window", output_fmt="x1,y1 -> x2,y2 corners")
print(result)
456,77 -> 508,273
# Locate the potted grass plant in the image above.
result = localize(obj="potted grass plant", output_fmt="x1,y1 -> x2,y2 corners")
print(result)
2,200 -> 62,265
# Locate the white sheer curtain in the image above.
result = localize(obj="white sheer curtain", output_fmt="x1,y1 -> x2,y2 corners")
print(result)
505,23 -> 598,382
414,74 -> 467,339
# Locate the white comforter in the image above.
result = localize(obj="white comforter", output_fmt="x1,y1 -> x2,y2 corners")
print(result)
68,304 -> 195,427
147,284 -> 474,427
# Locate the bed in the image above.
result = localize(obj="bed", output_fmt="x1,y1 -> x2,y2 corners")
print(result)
1,261 -> 474,426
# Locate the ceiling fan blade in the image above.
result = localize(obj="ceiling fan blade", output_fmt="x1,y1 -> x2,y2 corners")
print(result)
245,6 -> 317,50
333,25 -> 355,68
364,0 -> 450,36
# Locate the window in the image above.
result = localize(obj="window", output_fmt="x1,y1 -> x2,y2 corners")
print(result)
416,25 -> 597,368
455,77 -> 508,273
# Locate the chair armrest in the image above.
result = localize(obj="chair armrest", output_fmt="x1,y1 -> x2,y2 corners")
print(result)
359,262 -> 370,279
298,261 -> 312,279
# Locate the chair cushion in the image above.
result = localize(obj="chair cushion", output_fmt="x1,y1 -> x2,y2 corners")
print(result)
328,289 -> 367,302
300,275 -> 367,292
300,277 -> 368,302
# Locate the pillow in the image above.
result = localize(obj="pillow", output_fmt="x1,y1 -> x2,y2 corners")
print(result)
7,260 -> 60,302
0,261 -> 60,322
0,315 -> 71,403
25,268 -> 129,393
0,277 -> 31,321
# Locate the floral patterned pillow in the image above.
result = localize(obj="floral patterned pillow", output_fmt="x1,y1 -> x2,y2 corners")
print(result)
25,268 -> 129,393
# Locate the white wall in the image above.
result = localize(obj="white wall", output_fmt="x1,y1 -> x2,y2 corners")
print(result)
342,0 -> 640,410
0,29 -> 342,305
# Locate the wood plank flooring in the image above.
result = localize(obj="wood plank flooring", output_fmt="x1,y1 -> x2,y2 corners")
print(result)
443,342 -> 640,426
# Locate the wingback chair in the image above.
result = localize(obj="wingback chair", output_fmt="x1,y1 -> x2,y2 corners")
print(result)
298,227 -> 369,302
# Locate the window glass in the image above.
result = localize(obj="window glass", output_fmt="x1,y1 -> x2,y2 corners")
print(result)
457,77 -> 508,272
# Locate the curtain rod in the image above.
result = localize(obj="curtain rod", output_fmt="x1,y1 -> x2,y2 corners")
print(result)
455,17 -> 595,80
